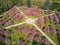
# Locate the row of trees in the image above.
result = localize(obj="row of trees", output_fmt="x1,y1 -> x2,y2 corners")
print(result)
0,0 -> 13,14
0,0 -> 24,14
0,0 -> 60,15
0,0 -> 46,15
42,0 -> 60,12
49,1 -> 60,11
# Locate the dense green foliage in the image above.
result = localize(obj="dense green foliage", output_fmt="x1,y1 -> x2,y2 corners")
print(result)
0,0 -> 60,15
0,0 -> 14,14
49,1 -> 60,11
0,0 -> 23,14
27,0 -> 31,7
42,0 -> 50,10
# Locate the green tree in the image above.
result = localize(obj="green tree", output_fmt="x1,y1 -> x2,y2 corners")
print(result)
17,0 -> 23,6
50,0 -> 60,3
42,0 -> 50,10
49,1 -> 60,11
38,0 -> 43,8
0,0 -> 14,14
27,0 -> 31,7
